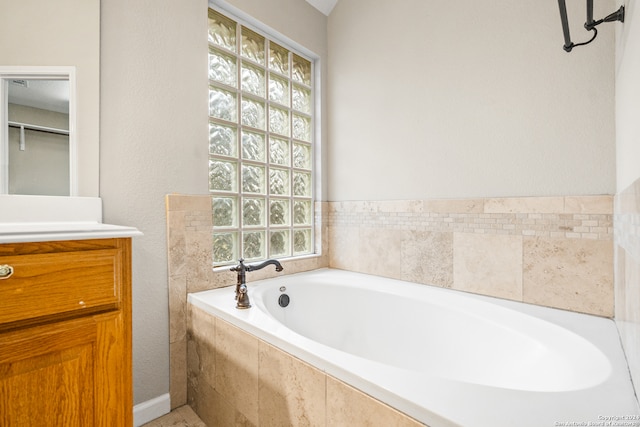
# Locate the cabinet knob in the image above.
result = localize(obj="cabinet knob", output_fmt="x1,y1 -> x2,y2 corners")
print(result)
0,264 -> 14,279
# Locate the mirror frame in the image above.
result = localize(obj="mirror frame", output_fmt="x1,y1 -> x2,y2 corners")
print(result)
0,66 -> 77,196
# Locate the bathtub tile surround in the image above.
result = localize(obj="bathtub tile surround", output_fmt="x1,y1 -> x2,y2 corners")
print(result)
524,237 -> 613,316
326,377 -> 423,427
453,233 -> 523,301
329,195 -> 614,316
615,177 -> 640,397
187,305 -> 425,426
166,194 -> 329,409
167,193 -> 614,417
259,341 -> 326,424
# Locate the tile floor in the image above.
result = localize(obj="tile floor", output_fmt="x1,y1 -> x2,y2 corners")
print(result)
142,405 -> 206,427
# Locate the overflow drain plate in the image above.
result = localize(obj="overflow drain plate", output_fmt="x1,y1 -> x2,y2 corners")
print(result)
278,294 -> 290,307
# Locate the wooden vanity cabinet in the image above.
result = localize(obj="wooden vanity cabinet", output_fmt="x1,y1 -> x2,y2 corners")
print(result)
0,238 -> 133,426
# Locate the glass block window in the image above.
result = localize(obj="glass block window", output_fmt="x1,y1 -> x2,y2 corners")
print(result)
208,8 -> 315,266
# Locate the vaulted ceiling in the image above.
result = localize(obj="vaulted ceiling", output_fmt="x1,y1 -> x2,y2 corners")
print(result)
305,0 -> 337,15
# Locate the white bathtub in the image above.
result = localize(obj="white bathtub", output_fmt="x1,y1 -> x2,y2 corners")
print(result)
188,269 -> 639,427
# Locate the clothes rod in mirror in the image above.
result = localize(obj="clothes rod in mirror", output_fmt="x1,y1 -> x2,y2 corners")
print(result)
557,0 -> 624,52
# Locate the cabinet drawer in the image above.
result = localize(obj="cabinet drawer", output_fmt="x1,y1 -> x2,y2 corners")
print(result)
0,249 -> 121,327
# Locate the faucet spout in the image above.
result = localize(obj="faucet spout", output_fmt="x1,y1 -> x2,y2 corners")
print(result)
229,258 -> 284,309
246,259 -> 283,273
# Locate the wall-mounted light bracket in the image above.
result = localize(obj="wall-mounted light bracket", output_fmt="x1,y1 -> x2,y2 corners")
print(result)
557,0 -> 624,52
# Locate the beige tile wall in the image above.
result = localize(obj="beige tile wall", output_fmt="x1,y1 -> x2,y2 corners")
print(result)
167,193 -> 614,413
614,178 -> 640,397
187,305 -> 425,426
166,194 -> 328,409
328,195 -> 614,317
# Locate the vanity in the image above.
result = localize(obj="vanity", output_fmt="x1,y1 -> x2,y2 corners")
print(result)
0,1 -> 131,421
0,195 -> 141,426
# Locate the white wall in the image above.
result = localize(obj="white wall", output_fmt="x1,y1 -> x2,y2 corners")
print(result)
101,0 -> 209,405
0,0 -> 100,196
616,1 -> 640,191
100,0 -> 327,406
327,0 -> 616,201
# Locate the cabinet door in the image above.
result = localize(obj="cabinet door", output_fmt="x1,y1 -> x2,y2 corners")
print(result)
0,319 -> 97,426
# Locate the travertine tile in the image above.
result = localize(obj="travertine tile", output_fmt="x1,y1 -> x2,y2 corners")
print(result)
424,198 -> 484,213
564,195 -> 613,214
358,227 -> 406,279
187,306 -> 217,388
141,405 -> 206,427
484,197 -> 564,214
185,229 -> 215,293
523,237 -> 613,316
167,211 -> 187,278
401,231 -> 453,287
328,225 -> 360,270
166,194 -> 212,212
211,388 -> 254,427
326,376 -> 424,426
174,405 -> 207,426
215,319 -> 260,425
453,233 -> 523,300
376,199 -> 424,213
170,339 -> 187,409
258,342 -> 326,426
188,374 -> 217,427
169,274 -> 187,344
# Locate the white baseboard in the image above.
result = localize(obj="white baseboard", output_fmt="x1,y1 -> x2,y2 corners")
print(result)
133,393 -> 171,427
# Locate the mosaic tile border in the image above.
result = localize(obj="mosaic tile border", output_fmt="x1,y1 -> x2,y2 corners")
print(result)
328,196 -> 613,241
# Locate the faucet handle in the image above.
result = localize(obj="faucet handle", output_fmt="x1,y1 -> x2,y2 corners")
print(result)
230,258 -> 246,272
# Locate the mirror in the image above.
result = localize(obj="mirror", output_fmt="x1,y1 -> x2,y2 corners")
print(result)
0,67 -> 77,196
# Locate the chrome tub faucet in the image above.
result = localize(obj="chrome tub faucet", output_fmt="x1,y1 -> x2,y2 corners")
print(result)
230,258 -> 283,309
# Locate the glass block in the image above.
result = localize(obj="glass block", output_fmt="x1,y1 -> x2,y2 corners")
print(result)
292,54 -> 311,85
209,49 -> 237,87
208,9 -> 237,51
294,200 -> 312,225
213,232 -> 238,264
209,123 -> 237,157
269,168 -> 290,196
292,114 -> 311,142
269,137 -> 289,166
241,62 -> 265,97
209,160 -> 237,192
241,97 -> 265,129
269,74 -> 289,107
209,87 -> 236,121
241,131 -> 265,162
270,230 -> 290,257
293,229 -> 312,255
292,85 -> 311,114
269,42 -> 289,75
241,27 -> 265,65
243,231 -> 265,260
270,199 -> 290,225
213,197 -> 237,227
293,142 -> 311,169
242,198 -> 265,227
293,171 -> 311,196
242,164 -> 265,194
269,106 -> 289,136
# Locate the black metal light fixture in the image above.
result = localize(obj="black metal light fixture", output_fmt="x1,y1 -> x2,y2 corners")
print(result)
557,0 -> 625,52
